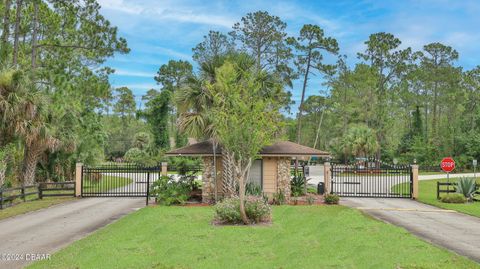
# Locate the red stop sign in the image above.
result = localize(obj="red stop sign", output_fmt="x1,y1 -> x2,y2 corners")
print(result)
441,157 -> 455,173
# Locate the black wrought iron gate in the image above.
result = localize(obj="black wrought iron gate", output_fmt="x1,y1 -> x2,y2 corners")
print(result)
331,159 -> 412,198
81,164 -> 160,199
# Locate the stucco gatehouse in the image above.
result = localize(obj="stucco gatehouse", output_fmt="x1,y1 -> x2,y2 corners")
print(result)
165,140 -> 329,203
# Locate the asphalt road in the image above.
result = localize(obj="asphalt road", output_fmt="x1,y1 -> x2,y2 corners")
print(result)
342,198 -> 480,262
0,197 -> 144,269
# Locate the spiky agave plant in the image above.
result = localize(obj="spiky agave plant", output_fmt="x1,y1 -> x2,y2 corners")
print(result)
456,177 -> 477,201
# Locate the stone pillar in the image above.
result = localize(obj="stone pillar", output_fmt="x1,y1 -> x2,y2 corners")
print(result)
323,162 -> 331,195
161,162 -> 168,177
75,163 -> 83,197
411,164 -> 419,200
202,157 -> 215,203
277,157 -> 291,201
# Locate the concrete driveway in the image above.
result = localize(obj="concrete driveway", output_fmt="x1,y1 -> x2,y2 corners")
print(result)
0,197 -> 144,269
342,198 -> 480,262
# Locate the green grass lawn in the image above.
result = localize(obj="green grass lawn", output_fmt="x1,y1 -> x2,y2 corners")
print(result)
0,197 -> 76,221
28,206 -> 478,269
82,175 -> 132,191
394,178 -> 480,217
417,179 -> 480,218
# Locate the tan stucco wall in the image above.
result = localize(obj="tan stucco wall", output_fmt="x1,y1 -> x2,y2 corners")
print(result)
262,157 -> 277,196
202,156 -> 291,203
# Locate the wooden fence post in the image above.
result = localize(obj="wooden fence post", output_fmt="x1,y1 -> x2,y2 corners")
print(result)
161,162 -> 167,177
21,185 -> 26,202
412,164 -> 419,200
0,190 -> 3,209
75,163 -> 83,197
324,162 -> 331,194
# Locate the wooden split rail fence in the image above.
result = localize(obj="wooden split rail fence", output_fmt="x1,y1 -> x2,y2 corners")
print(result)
0,181 -> 76,209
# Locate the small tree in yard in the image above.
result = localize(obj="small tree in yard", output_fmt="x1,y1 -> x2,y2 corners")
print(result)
207,61 -> 282,224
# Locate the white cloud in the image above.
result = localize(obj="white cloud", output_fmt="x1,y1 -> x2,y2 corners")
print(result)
98,0 -> 234,28
153,46 -> 192,60
113,69 -> 154,78
111,83 -> 157,90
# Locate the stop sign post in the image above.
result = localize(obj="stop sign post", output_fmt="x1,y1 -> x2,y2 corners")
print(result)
441,157 -> 455,190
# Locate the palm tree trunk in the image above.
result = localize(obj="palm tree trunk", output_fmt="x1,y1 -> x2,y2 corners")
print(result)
212,141 -> 218,202
22,143 -> 43,185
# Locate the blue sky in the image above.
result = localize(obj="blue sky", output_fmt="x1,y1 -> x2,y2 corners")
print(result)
98,0 -> 480,115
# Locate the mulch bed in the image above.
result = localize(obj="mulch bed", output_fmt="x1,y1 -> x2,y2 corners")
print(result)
288,194 -> 325,205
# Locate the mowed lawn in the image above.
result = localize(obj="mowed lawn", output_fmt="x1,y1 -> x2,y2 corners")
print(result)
417,178 -> 480,218
0,197 -> 75,221
82,175 -> 133,191
29,206 -> 479,269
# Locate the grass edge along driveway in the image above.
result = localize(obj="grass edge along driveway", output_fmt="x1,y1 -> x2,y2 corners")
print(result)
417,178 -> 480,218
394,178 -> 480,218
28,206 -> 479,269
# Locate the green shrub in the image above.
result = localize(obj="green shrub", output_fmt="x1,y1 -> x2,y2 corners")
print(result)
306,196 -> 315,205
272,190 -> 286,205
324,194 -> 340,204
150,176 -> 190,205
214,197 -> 241,223
173,157 -> 202,190
215,196 -> 271,224
124,147 -> 153,166
244,196 -> 271,223
456,177 -> 477,201
441,193 -> 467,204
307,186 -> 317,194
246,182 -> 262,196
291,174 -> 308,196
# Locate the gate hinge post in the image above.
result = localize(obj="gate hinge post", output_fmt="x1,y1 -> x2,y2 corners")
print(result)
411,164 -> 419,200
75,163 -> 83,197
161,162 -> 168,177
324,162 -> 331,194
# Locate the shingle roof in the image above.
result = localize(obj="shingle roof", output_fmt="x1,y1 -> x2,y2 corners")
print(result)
165,140 -> 329,157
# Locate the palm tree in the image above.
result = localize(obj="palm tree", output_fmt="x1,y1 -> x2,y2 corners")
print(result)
176,52 -> 287,200
0,68 -> 58,185
342,125 -> 379,160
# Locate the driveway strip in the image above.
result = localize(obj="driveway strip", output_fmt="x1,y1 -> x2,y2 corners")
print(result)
0,197 -> 144,269
342,198 -> 480,263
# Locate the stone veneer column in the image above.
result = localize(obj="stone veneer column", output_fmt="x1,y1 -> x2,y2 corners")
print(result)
276,157 -> 291,201
202,157 -> 215,203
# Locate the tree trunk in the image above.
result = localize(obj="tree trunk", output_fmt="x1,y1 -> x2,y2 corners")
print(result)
309,109 -> 325,165
31,0 -> 39,69
237,158 -> 252,225
212,141 -> 217,202
12,0 -> 23,66
22,143 -> 43,185
0,161 -> 6,187
296,49 -> 312,145
0,0 -> 12,64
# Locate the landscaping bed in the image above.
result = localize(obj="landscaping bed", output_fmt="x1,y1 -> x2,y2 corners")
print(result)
28,206 -> 479,269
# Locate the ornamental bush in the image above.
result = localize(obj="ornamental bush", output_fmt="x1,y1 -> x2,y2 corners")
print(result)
150,176 -> 190,205
215,196 -> 271,224
324,194 -> 340,204
441,193 -> 467,204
